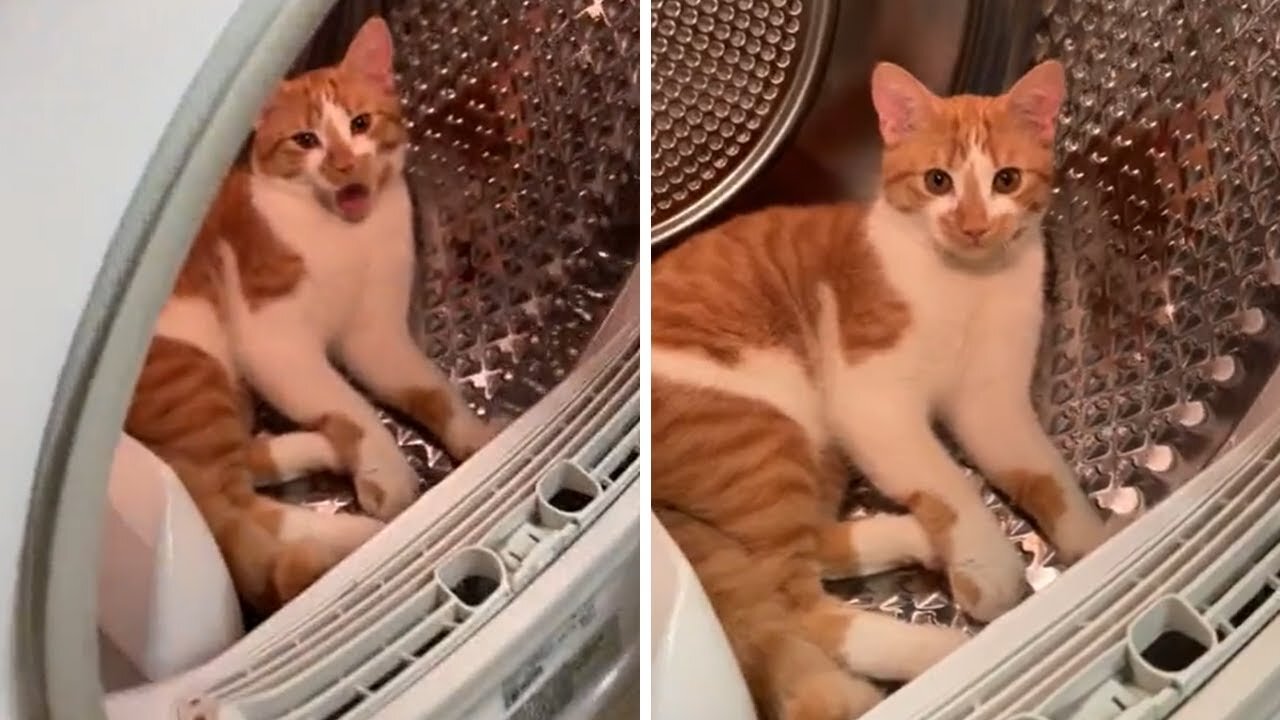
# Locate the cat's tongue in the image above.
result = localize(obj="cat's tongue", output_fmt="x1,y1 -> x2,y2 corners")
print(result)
335,184 -> 371,221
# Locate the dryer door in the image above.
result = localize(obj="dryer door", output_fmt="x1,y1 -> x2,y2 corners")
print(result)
2,2 -> 338,718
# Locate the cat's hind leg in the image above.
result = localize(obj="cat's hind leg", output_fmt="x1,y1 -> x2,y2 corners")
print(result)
247,432 -> 337,486
273,501 -> 385,558
818,514 -> 940,579
246,413 -> 366,487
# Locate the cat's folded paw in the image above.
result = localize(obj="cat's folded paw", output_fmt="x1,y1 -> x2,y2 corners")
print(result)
948,537 -> 1028,623
312,413 -> 366,473
354,439 -> 420,520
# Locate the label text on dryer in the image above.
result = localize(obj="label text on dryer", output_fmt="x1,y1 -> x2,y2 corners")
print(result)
502,595 -> 598,709
509,615 -> 621,720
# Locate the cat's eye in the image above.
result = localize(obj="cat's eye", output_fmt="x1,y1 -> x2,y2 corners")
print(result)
350,113 -> 372,134
993,168 -> 1022,194
923,168 -> 953,195
291,131 -> 321,149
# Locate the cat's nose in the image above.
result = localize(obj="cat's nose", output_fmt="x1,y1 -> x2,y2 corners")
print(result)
962,228 -> 987,245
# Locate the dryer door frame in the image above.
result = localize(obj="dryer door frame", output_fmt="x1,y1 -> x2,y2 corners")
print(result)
14,2 -> 337,718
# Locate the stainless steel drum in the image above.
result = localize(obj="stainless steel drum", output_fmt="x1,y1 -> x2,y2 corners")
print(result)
259,1 -> 640,513
650,0 -> 835,244
651,0 -> 1280,634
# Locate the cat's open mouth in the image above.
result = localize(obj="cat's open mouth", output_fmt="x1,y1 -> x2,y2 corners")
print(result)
334,183 -> 372,221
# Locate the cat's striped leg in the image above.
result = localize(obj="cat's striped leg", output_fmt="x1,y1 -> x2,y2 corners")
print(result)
802,598 -> 967,681
818,514 -> 940,579
945,395 -> 1106,564
128,334 -> 385,612
659,509 -> 883,720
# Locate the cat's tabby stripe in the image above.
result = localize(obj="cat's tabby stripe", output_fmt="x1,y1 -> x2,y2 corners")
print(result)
126,337 -> 336,610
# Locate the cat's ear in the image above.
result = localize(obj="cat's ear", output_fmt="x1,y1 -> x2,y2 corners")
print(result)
341,16 -> 395,91
253,98 -> 278,134
1005,60 -> 1065,144
870,62 -> 937,146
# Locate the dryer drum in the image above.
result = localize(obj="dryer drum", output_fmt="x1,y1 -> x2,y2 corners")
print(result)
253,0 -> 640,516
655,0 -> 1280,632
649,0 -> 837,245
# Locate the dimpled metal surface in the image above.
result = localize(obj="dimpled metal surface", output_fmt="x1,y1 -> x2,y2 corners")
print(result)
260,1 -> 639,513
828,0 -> 1280,631
651,0 -> 831,242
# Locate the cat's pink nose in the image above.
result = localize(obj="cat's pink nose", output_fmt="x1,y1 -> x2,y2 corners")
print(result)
962,228 -> 986,245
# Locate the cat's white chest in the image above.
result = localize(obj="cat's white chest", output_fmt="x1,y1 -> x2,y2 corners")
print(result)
858,205 -> 1047,405
887,256 -> 980,389
245,177 -> 412,342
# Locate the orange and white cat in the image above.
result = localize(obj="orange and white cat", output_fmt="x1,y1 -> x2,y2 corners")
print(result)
125,17 -> 500,614
652,60 -> 1108,719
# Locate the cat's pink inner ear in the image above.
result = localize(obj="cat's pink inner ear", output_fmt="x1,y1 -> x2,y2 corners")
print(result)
342,17 -> 395,90
1006,60 -> 1066,143
870,62 -> 935,146
253,100 -> 277,133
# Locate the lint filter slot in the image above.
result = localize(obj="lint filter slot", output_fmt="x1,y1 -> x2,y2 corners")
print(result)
436,546 -> 510,610
1030,595 -> 1217,720
1127,595 -> 1216,695
537,461 -> 604,529
1162,501 -> 1280,702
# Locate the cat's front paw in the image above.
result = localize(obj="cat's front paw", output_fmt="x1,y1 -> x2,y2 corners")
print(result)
444,414 -> 506,461
1050,507 -> 1108,565
947,530 -> 1028,623
354,437 -> 420,520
